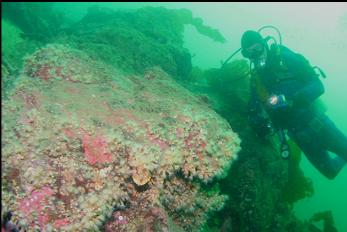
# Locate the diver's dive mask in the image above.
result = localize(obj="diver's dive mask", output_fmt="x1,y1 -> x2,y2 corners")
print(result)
242,43 -> 264,59
242,42 -> 267,69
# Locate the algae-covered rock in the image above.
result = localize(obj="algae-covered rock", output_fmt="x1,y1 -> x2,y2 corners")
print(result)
56,6 -> 225,80
2,44 -> 240,231
1,19 -> 26,69
2,3 -> 314,231
161,177 -> 228,232
2,2 -> 68,42
1,20 -> 41,61
1,19 -> 41,99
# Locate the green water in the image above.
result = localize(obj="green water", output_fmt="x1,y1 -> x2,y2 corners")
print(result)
178,3 -> 347,231
2,2 -> 347,231
164,3 -> 347,231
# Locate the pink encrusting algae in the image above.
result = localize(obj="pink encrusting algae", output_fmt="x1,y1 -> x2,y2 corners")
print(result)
19,186 -> 53,215
53,218 -> 70,228
146,127 -> 170,151
18,186 -> 54,229
82,132 -> 113,165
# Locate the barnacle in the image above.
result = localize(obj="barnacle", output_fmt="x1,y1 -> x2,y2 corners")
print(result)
132,165 -> 151,186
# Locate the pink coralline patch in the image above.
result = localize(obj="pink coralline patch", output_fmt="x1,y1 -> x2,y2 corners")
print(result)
36,64 -> 52,80
55,66 -> 75,81
201,141 -> 207,149
176,127 -> 184,138
63,128 -> 75,138
18,186 -> 54,229
23,93 -> 39,109
146,130 -> 169,151
38,214 -> 49,230
19,186 -> 53,215
116,109 -> 146,127
184,130 -> 199,149
33,64 -> 72,81
177,114 -> 191,123
183,128 -> 207,160
103,104 -> 143,126
18,114 -> 35,126
82,132 -> 113,165
54,218 -> 70,228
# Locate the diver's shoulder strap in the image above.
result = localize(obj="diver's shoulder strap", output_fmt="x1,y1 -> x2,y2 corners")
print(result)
267,44 -> 290,75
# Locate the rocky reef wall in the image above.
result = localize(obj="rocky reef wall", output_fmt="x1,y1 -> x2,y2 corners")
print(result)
2,44 -> 240,231
2,3 -> 317,232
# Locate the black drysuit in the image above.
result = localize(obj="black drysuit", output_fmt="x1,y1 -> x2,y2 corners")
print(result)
248,45 -> 347,179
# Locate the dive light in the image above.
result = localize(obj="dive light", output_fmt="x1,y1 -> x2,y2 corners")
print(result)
268,94 -> 288,109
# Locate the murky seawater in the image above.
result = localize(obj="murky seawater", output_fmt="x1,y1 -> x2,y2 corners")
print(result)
2,2 -> 346,231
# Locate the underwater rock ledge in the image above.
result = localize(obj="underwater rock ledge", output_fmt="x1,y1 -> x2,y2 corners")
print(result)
1,44 -> 240,231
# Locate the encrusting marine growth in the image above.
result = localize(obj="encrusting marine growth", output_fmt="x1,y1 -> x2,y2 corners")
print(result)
2,44 -> 240,231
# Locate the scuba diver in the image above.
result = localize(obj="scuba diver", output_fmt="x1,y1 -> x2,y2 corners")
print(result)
239,29 -> 347,179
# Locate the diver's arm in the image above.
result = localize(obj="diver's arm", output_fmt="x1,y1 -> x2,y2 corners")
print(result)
283,49 -> 325,106
293,54 -> 324,106
292,76 -> 324,106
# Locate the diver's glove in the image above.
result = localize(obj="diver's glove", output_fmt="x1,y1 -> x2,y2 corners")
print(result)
267,94 -> 293,110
